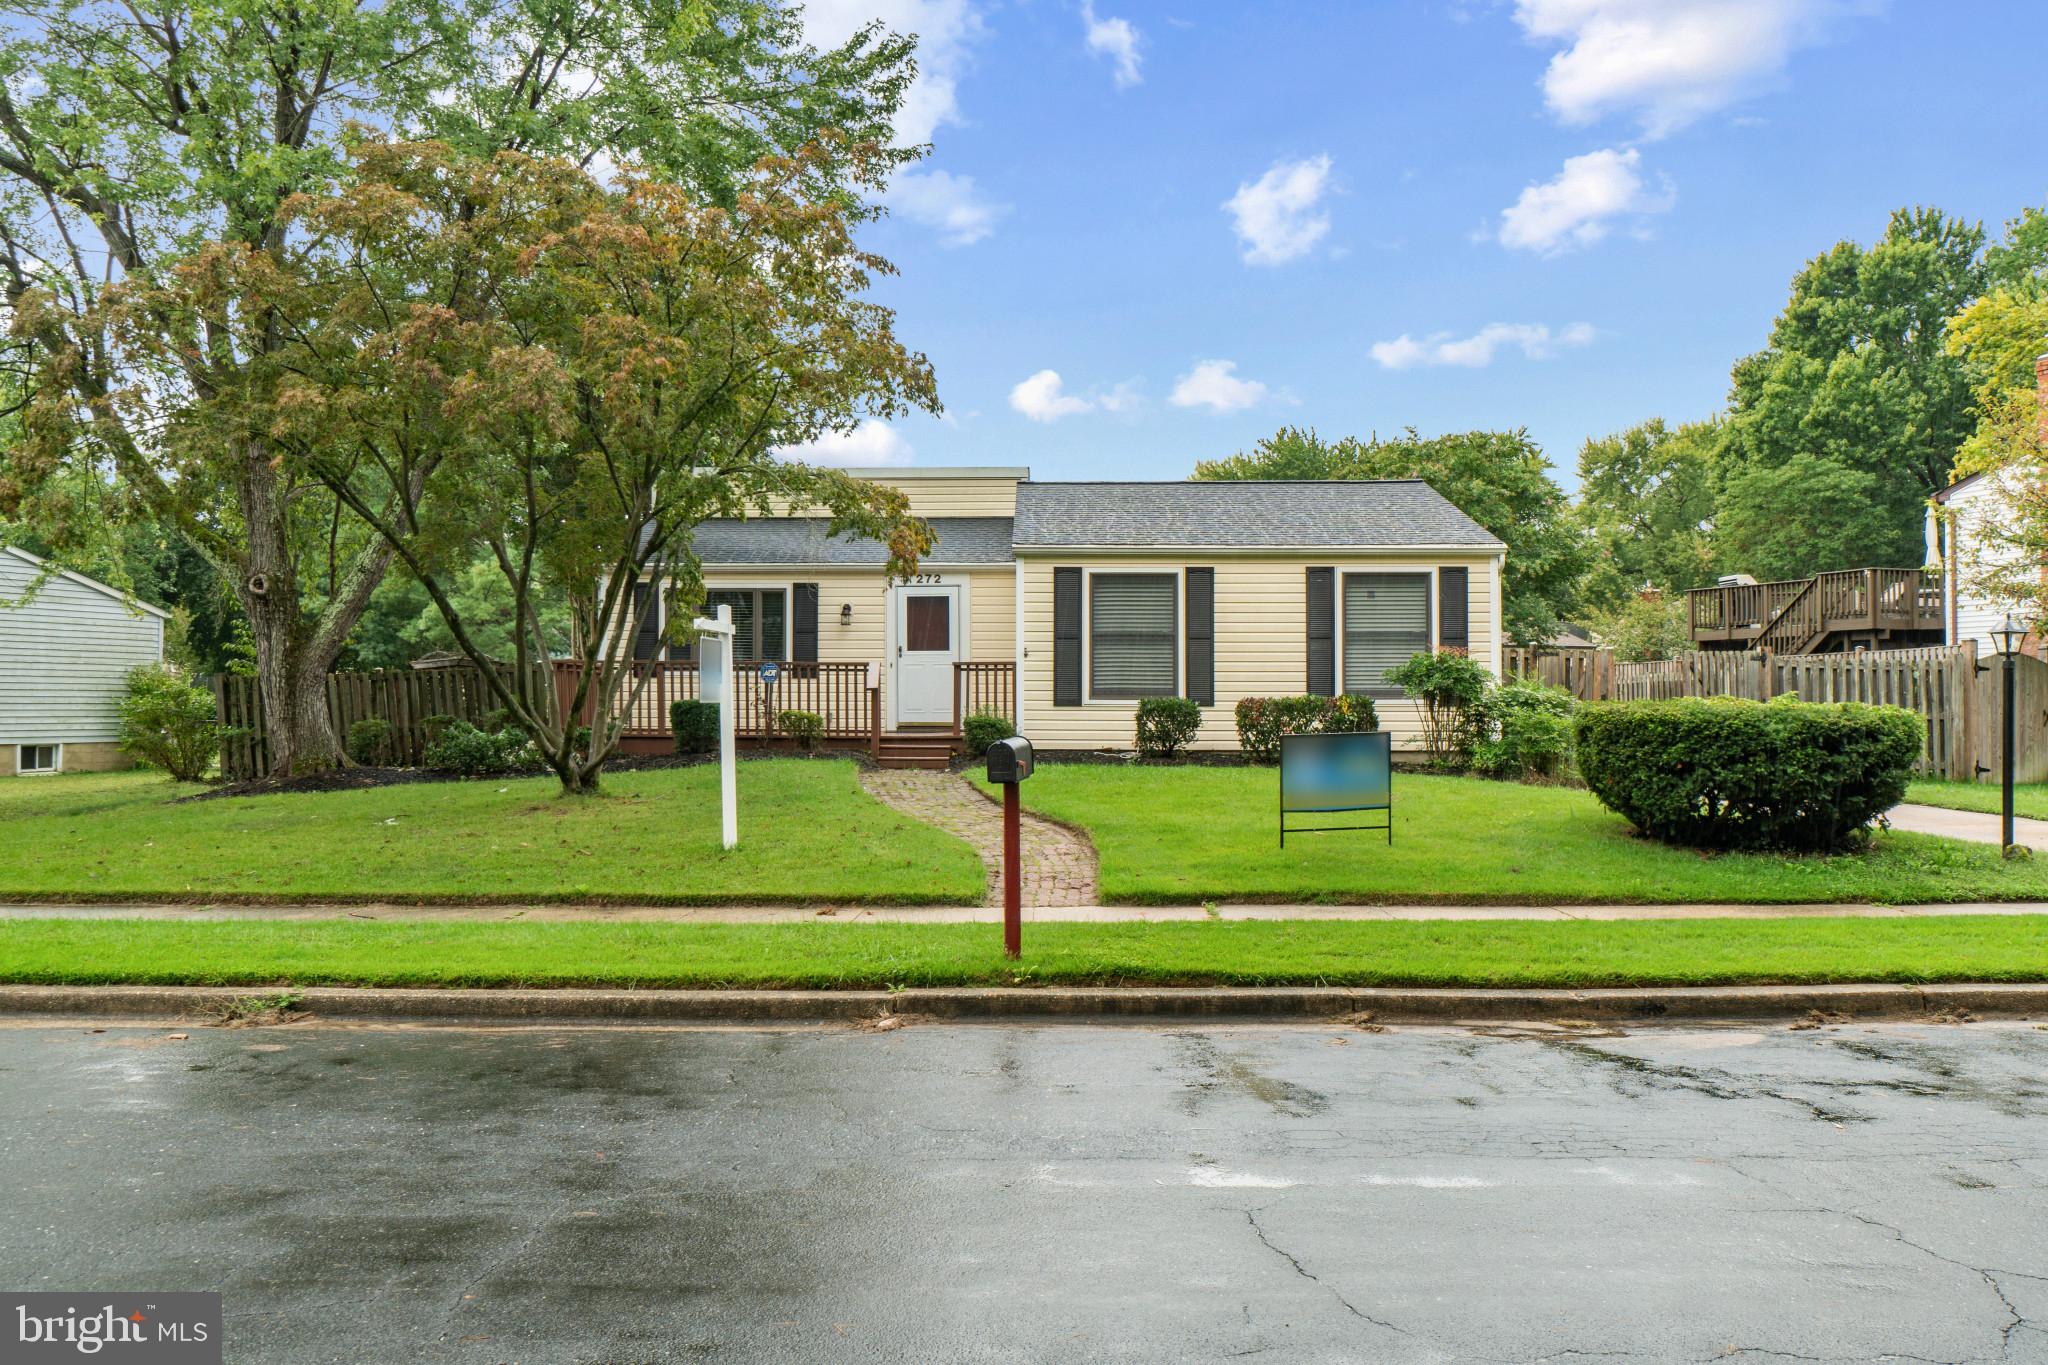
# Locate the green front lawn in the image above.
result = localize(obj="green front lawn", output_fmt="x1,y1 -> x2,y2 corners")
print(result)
1906,779 -> 2048,822
978,766 -> 2048,905
1,915 -> 2044,988
0,763 -> 983,904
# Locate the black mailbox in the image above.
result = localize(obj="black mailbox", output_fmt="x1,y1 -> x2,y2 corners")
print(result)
986,735 -> 1034,783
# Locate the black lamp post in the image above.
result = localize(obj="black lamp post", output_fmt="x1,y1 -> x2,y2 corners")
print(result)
1991,614 -> 2026,857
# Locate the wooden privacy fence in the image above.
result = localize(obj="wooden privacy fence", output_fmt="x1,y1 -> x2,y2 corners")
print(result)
1501,648 -> 1614,700
1590,644 -> 2043,782
210,664 -> 552,780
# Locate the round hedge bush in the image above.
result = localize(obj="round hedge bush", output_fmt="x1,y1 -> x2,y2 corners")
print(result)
1573,696 -> 1924,853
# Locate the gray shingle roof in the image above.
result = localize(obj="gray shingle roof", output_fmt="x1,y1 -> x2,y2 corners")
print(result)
689,516 -> 1014,566
1011,480 -> 1504,550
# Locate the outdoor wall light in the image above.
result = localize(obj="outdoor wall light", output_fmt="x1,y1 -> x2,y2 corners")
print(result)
840,602 -> 853,626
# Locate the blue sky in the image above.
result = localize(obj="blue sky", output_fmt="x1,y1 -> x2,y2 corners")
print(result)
786,1 -> 2048,488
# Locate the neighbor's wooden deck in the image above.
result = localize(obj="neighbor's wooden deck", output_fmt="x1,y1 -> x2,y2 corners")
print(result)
1687,568 -> 1943,653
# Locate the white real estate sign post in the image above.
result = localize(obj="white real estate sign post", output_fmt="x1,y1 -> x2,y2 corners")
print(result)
694,605 -> 739,849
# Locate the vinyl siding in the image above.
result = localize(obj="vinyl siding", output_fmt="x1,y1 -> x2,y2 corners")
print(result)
763,473 -> 1021,519
0,550 -> 165,749
1947,473 -> 2030,652
1017,553 -> 1500,753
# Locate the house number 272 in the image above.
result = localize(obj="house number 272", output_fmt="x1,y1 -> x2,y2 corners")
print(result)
897,573 -> 943,585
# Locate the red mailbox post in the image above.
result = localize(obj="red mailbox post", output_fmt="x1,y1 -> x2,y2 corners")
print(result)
985,736 -> 1034,960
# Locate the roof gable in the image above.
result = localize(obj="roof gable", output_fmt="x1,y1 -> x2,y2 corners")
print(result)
1,545 -> 172,618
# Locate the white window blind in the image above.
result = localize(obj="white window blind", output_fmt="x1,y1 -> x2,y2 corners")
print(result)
706,589 -> 786,662
1343,573 -> 1429,697
1090,574 -> 1177,698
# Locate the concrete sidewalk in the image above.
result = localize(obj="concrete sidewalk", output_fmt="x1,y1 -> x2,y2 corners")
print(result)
1,899 -> 2041,923
1887,801 -> 2048,847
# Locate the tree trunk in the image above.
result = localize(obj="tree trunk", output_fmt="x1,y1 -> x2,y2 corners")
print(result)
233,438 -> 395,777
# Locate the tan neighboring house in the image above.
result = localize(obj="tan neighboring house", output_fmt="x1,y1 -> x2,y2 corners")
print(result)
0,545 -> 167,776
627,467 -> 1506,765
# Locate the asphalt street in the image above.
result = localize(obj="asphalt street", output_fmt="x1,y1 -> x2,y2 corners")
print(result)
2,1017 -> 2045,1364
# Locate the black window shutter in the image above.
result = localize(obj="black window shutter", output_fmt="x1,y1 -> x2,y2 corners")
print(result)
1185,568 -> 1215,706
1053,567 -> 1083,707
1439,567 -> 1469,651
792,583 -> 820,662
631,581 -> 660,661
1305,567 -> 1335,696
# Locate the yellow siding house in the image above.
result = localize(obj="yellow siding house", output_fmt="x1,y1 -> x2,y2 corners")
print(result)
635,467 -> 1506,766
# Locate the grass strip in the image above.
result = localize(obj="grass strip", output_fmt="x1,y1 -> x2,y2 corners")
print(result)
977,767 -> 2048,905
4,916 -> 2046,990
1905,779 -> 2048,823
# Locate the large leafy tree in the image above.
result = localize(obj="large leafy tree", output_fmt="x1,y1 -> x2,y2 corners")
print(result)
1720,206 -> 1985,575
1572,416 -> 1721,612
134,140 -> 936,793
1195,426 -> 1586,646
1714,453 -> 1894,584
0,0 -> 915,774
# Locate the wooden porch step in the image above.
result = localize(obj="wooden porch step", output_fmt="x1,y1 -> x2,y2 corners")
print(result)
876,731 -> 960,770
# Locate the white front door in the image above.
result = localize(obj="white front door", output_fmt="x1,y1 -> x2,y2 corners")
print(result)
893,584 -> 960,724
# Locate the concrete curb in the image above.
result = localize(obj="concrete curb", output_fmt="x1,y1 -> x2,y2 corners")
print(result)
2,982 -> 2045,1025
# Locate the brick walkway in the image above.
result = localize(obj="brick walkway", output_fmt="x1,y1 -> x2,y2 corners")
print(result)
859,769 -> 1098,907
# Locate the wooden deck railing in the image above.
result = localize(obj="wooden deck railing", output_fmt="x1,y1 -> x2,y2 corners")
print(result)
558,660 -> 882,743
1688,568 -> 1942,650
951,661 -> 1017,736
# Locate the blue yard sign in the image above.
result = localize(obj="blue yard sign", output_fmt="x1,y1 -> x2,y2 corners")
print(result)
1279,731 -> 1393,848
757,661 -> 781,687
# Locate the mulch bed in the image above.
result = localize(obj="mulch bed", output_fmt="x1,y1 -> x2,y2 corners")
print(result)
181,747 -> 873,802
1005,749 -> 1261,770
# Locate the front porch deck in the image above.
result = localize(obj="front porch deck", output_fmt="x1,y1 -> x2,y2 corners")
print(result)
592,660 -> 1017,767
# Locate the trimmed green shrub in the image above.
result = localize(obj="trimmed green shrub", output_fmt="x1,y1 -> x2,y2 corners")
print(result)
1385,649 -> 1491,766
1233,694 -> 1378,763
671,699 -> 718,754
423,720 -> 538,776
776,708 -> 825,750
346,717 -> 394,767
1135,696 -> 1202,758
115,664 -> 220,781
1574,696 -> 1924,853
963,709 -> 1016,757
1471,680 -> 1576,782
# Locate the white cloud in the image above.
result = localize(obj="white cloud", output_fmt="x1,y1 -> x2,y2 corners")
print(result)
800,0 -> 983,147
1008,370 -> 1139,422
1170,359 -> 1268,414
1513,0 -> 1862,138
1496,146 -> 1672,254
1370,322 -> 1596,370
1082,2 -> 1142,88
888,169 -> 1007,246
1223,155 -> 1334,266
1010,370 -> 1094,422
776,420 -> 915,467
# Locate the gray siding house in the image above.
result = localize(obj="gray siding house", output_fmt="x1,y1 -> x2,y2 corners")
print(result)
0,546 -> 167,775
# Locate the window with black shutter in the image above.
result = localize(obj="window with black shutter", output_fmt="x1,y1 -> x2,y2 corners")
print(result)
1089,573 -> 1177,699
704,589 -> 787,661
1342,573 -> 1430,698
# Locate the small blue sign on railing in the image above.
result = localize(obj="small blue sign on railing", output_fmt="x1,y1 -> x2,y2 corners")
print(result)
1279,731 -> 1393,848
757,661 -> 781,686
